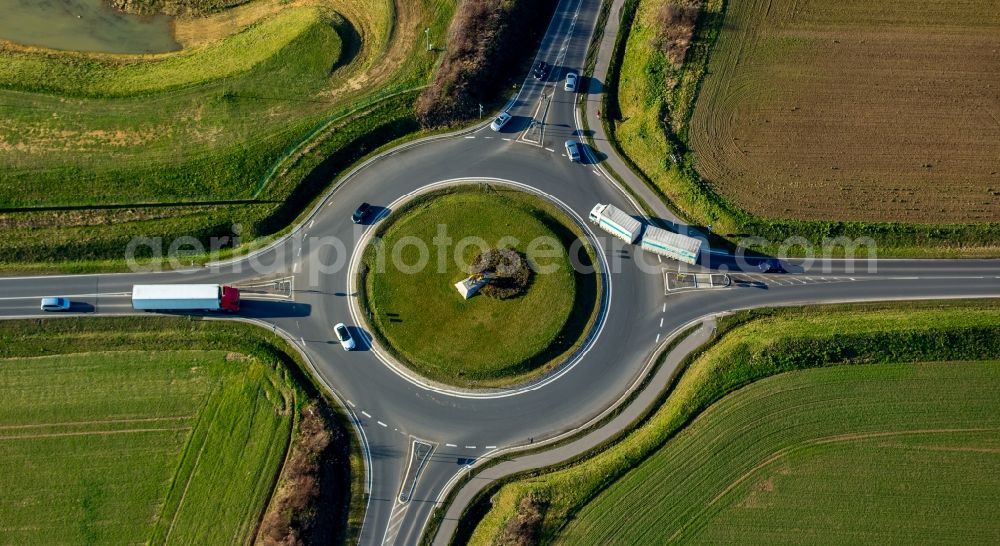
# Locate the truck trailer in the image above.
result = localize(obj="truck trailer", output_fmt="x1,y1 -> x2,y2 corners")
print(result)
131,284 -> 240,312
589,204 -> 641,244
639,225 -> 702,265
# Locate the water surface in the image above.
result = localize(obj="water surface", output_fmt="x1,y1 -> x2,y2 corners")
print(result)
0,0 -> 180,54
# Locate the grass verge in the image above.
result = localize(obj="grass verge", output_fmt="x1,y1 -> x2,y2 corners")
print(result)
359,186 -> 601,388
459,299 -> 1000,545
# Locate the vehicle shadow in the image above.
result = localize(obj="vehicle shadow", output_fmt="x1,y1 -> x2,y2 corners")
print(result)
69,302 -> 95,313
581,75 -> 604,96
239,300 -> 312,318
580,142 -> 607,165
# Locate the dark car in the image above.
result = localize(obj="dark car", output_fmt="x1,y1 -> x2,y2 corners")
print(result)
352,202 -> 372,224
532,61 -> 549,80
758,259 -> 784,273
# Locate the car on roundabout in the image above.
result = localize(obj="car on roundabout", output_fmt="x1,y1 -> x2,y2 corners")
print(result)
352,202 -> 372,224
490,112 -> 512,132
565,140 -> 582,162
334,322 -> 355,351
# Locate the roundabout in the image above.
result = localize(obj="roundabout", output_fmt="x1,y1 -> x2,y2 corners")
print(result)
354,183 -> 605,390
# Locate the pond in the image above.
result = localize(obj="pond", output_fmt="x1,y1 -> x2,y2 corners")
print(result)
0,0 -> 180,54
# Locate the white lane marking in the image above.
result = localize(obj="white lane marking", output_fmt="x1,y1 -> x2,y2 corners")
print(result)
545,147 -> 555,152
592,169 -> 599,174
377,421 -> 388,428
361,411 -> 372,418
308,219 -> 315,229
347,400 -> 356,408
485,445 -> 497,449
299,336 -> 305,345
465,445 -> 477,449
662,303 -> 667,313
296,247 -> 302,257
656,333 -> 661,343
659,318 -> 664,328
445,443 -> 457,448
0,292 -> 129,301
502,138 -> 512,142
293,262 -> 300,273
483,136 -> 494,139
465,135 -> 476,139
657,255 -> 662,263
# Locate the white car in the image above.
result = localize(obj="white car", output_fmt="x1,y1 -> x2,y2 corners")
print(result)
564,72 -> 578,92
334,322 -> 355,351
490,112 -> 512,132
40,297 -> 70,311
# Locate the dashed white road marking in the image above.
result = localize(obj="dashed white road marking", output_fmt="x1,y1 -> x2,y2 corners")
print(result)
662,303 -> 667,313
545,147 -> 555,152
299,336 -> 305,346
377,421 -> 388,428
347,400 -> 356,408
445,443 -> 457,448
502,138 -> 512,142
485,445 -> 497,449
465,135 -> 476,139
659,317 -> 664,327
465,445 -> 477,449
361,411 -> 372,418
293,262 -> 300,273
308,219 -> 315,229
296,247 -> 302,257
656,333 -> 661,343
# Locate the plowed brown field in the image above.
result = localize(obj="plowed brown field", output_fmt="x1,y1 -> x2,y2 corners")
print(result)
689,0 -> 1000,223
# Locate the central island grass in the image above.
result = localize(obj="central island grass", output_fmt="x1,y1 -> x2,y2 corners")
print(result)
361,187 -> 598,388
0,350 -> 292,545
558,360 -> 1000,545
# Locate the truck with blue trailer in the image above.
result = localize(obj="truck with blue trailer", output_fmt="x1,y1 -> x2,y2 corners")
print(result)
589,203 -> 702,265
589,203 -> 642,244
639,224 -> 702,265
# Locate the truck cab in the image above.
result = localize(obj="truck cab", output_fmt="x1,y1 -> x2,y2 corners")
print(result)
220,286 -> 241,312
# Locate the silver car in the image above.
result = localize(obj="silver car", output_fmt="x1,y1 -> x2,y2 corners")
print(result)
490,112 -> 512,132
565,140 -> 582,162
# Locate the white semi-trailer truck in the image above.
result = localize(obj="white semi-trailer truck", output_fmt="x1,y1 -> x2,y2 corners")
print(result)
640,224 -> 702,265
131,284 -> 240,312
589,204 -> 641,244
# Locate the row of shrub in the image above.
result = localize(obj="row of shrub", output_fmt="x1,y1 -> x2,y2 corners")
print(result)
415,0 -> 559,127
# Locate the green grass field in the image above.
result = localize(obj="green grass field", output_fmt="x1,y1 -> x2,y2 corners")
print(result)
0,350 -> 292,545
362,188 -> 600,387
558,360 -> 1000,544
0,0 -> 456,267
464,301 -> 1000,545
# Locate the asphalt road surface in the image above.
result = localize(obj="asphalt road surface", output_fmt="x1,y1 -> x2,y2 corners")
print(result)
1,0 -> 998,544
